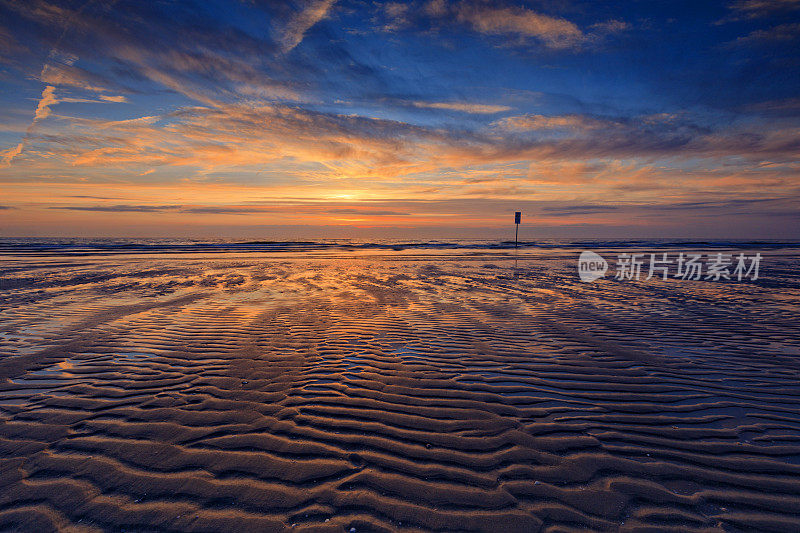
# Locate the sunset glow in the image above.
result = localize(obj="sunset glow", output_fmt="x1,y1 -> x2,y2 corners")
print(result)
0,1 -> 798,237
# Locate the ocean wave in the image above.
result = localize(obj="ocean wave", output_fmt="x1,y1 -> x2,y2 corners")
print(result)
0,237 -> 797,255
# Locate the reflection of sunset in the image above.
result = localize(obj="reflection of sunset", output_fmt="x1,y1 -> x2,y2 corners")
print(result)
2,250 -> 800,530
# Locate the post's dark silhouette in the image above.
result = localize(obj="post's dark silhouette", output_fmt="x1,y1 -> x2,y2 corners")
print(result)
514,212 -> 521,248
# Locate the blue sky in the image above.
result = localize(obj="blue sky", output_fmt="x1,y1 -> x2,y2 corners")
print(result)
0,0 -> 798,237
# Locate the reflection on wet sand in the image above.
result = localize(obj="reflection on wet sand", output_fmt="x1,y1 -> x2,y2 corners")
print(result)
1,251 -> 799,531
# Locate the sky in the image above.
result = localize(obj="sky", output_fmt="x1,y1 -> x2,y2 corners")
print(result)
0,0 -> 798,239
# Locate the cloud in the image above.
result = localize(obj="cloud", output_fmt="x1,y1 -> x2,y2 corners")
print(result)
412,101 -> 512,114
454,2 -> 583,49
52,204 -> 181,212
541,204 -> 620,216
734,23 -> 800,45
425,0 -> 448,17
99,95 -> 128,103
2,85 -> 58,166
94,116 -> 161,129
747,97 -> 800,114
1,143 -> 24,166
6,99 -> 798,198
495,114 -> 609,131
1,82 -> 129,166
34,85 -> 58,121
0,0 -> 793,239
326,208 -> 409,216
728,0 -> 800,19
641,198 -> 797,216
40,63 -> 112,92
281,0 -> 336,52
0,25 -> 27,62
0,0 -> 797,220
590,20 -> 630,35
182,206 -> 267,214
47,204 -> 411,217
6,0 -> 304,108
0,205 -> 16,210
415,2 -> 627,50
67,195 -> 123,199
375,2 -> 412,32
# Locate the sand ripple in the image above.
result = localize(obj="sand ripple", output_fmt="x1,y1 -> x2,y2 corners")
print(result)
1,251 -> 799,531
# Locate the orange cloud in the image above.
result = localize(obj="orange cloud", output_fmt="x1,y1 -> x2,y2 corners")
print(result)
413,101 -> 512,114
33,85 -> 58,121
495,114 -> 609,131
281,0 -> 337,52
2,85 -> 57,166
455,2 -> 583,49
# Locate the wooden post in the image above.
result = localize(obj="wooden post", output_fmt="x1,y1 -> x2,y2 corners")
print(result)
514,212 -> 521,248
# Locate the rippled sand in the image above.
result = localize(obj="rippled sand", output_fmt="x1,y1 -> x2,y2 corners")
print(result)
1,250 -> 799,532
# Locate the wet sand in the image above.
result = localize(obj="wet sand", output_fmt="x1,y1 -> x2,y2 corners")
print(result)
1,250 -> 799,532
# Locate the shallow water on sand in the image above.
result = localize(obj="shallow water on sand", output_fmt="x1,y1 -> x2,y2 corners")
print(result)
1,250 -> 799,532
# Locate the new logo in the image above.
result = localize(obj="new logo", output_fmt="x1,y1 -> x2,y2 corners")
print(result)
578,251 -> 608,282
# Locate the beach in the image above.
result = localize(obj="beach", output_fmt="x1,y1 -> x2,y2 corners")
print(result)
1,244 -> 799,532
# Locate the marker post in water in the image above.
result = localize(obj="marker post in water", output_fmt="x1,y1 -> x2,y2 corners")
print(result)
514,211 -> 521,248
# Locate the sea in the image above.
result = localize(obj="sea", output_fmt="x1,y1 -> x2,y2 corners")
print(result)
1,237 -> 798,256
